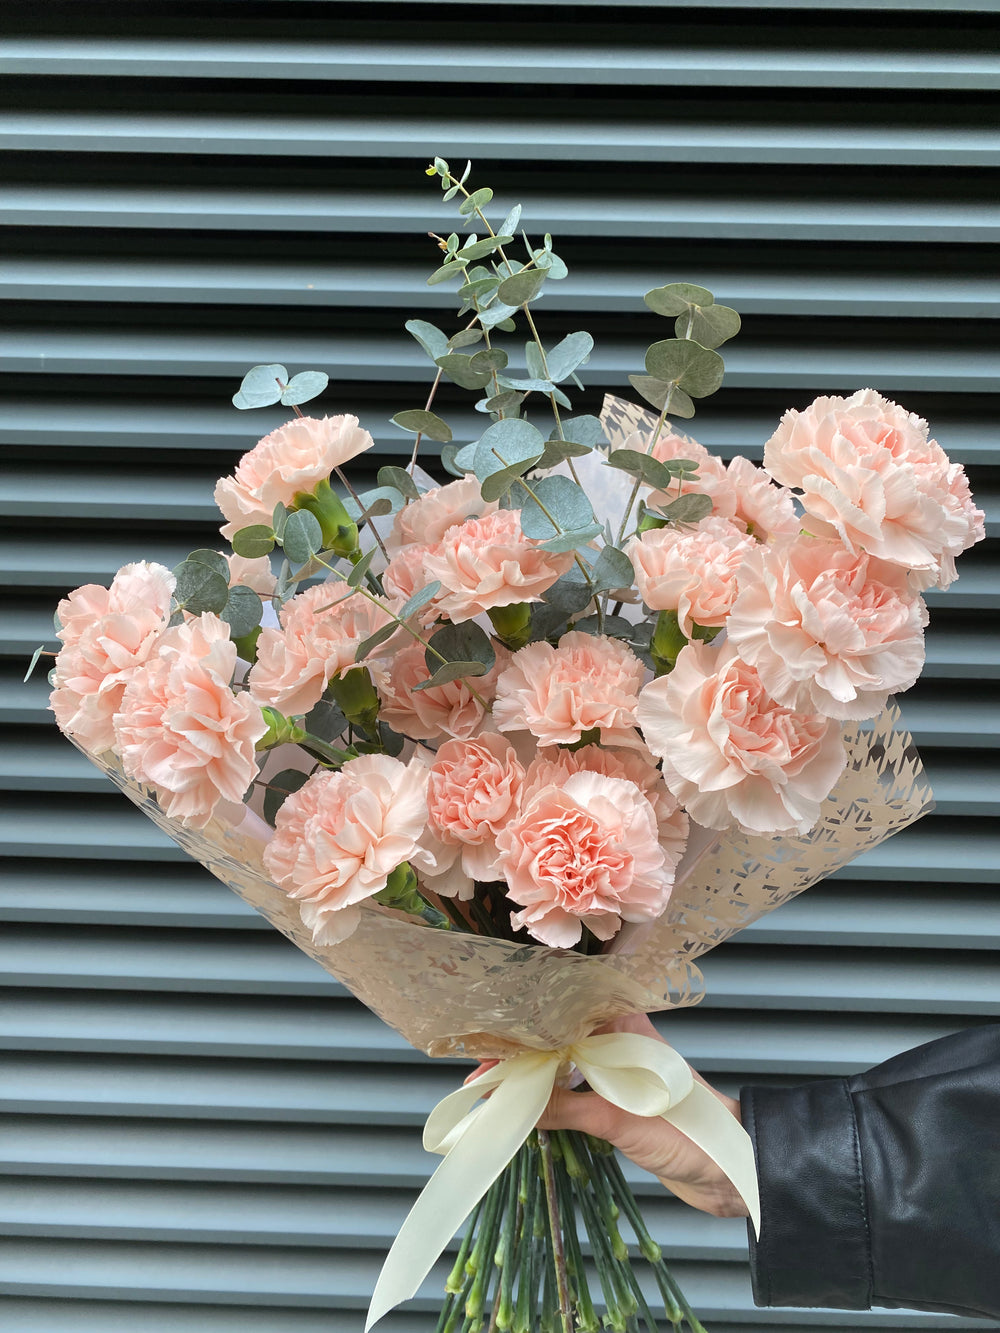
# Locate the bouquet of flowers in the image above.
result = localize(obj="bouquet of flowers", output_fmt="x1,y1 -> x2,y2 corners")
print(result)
40,157 -> 983,1333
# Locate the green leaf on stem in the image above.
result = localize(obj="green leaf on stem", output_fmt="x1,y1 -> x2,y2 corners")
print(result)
658,492 -> 714,524
262,769 -> 310,827
23,644 -> 48,683
434,352 -> 493,391
544,331 -> 593,382
604,449 -> 678,492
497,203 -> 522,238
627,374 -> 696,418
518,474 -> 595,540
220,584 -> 263,639
405,319 -> 450,361
470,347 -> 509,375
173,559 -> 229,614
440,443 -> 467,476
448,327 -> 484,348
185,549 -> 229,580
586,544 -> 635,593
427,260 -> 467,287
302,697 -> 348,743
645,339 -> 725,399
680,304 -> 741,349
390,410 -> 452,445
497,268 -> 546,307
398,580 -> 441,621
271,502 -> 288,541
343,486 -> 403,524
481,389 -> 525,415
280,370 -> 329,406
281,509 -> 323,566
470,418 -> 546,489
413,659 -> 489,690
533,248 -> 568,280
456,235 -> 512,262
561,414 -> 607,448
231,525 -> 276,558
354,620 -> 399,663
232,363 -> 287,409
644,282 -> 714,316
535,523 -> 603,553
534,437 -> 593,470
425,620 -> 495,675
458,186 -> 493,216
478,300 -> 519,329
345,546 -> 379,588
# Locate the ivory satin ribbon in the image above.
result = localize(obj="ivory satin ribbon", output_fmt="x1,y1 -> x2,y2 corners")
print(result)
366,1031 -> 761,1330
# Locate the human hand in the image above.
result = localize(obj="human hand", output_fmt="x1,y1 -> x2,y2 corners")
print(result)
537,1014 -> 750,1219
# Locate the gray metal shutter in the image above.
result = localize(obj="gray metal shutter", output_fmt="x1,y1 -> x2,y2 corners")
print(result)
1,2 -> 997,1329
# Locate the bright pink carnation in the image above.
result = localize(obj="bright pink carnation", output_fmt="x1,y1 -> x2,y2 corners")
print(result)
637,641 -> 847,836
728,537 -> 927,720
262,754 -> 435,946
387,477 -> 498,554
496,770 -> 673,948
426,733 -> 526,882
420,509 -> 574,623
114,613 -> 267,829
627,516 -> 756,635
763,389 -> 984,586
49,561 -> 176,753
371,641 -> 510,743
248,582 -> 393,717
493,631 -> 646,749
214,415 -> 374,540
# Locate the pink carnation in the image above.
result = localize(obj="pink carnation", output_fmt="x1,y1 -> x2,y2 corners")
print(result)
371,640 -> 509,743
225,552 -> 276,597
381,542 -> 441,618
493,631 -> 646,749
248,582 -> 393,717
637,641 -> 847,836
728,537 -> 927,720
627,516 -> 756,635
214,415 -> 374,540
523,743 -> 689,866
763,389 -> 984,586
707,456 -> 802,542
49,561 -> 176,753
426,733 -> 526,882
387,477 -> 498,554
496,770 -> 673,948
114,613 -> 267,829
262,754 -> 435,946
421,509 -> 574,623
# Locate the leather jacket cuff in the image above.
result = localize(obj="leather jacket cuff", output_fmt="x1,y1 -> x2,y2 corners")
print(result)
740,1078 -> 872,1310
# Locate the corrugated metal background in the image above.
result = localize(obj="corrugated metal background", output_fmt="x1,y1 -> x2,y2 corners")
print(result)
1,2 -> 998,1329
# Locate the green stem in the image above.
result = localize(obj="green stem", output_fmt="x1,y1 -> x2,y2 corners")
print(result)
537,1132 -> 574,1333
553,1148 -> 600,1333
446,1198 -> 486,1294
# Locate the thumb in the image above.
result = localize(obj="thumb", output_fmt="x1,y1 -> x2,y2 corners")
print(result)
537,1085 -> 625,1141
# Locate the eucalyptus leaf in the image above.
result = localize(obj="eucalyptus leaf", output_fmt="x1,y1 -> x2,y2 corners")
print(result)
644,283 -> 715,317
478,300 -> 519,329
173,560 -> 229,614
220,584 -> 264,639
645,339 -> 725,399
442,185 -> 460,202
659,492 -> 714,524
398,580 -> 442,621
23,644 -> 48,684
534,437 -> 593,470
573,614 -> 636,640
405,319 -> 450,361
470,347 -> 508,375
587,545 -> 635,593
561,415 -> 607,448
533,249 -> 568,280
604,449 -> 678,492
434,352 -> 493,391
263,769 -> 310,827
440,443 -> 468,477
413,660 -> 489,690
346,546 -> 379,588
391,410 -> 453,445
354,621 -> 400,663
627,374 -> 697,419
472,418 -> 546,486
458,186 -> 493,217
457,235 -> 512,262
541,574 -> 596,617
482,389 -> 525,415
535,523 -> 603,553
281,370 -> 329,406
344,486 -> 403,524
497,203 -> 522,238
377,722 -> 405,757
376,465 -> 421,500
524,341 -> 545,381
426,620 -> 495,673
231,525 -> 275,559
427,260 -> 466,287
480,459 -> 543,503
271,502 -> 288,541
233,364 -> 287,410
518,474 -> 594,539
281,509 -> 324,566
680,304 -> 741,350
448,327 -> 485,348
544,331 -> 594,383
303,697 -> 349,743
497,268 -> 546,307
495,375 -> 554,394
186,549 -> 229,580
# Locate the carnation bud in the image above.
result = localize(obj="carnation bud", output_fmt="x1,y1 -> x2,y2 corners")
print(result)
487,601 -> 532,650
291,478 -> 359,558
255,706 -> 303,750
650,609 -> 688,676
327,666 -> 381,735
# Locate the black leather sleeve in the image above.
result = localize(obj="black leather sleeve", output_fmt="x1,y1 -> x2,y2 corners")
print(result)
740,1025 -> 1000,1321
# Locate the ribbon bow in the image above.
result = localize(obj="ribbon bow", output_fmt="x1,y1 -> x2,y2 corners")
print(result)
366,1031 -> 761,1330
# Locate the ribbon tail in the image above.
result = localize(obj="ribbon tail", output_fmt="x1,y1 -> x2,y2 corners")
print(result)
365,1058 -> 555,1331
663,1080 -> 762,1238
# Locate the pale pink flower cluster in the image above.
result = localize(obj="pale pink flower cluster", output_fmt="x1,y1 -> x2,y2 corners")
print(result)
50,562 -> 176,753
370,641 -> 510,743
115,613 -> 267,829
764,389 -> 984,589
214,414 -> 375,539
249,581 -> 393,717
627,516 -> 756,635
386,476 -> 498,553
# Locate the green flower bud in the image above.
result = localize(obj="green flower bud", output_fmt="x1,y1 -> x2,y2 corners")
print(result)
291,478 -> 359,558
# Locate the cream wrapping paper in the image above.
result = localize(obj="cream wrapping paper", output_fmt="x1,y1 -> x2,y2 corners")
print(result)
70,701 -> 932,1060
